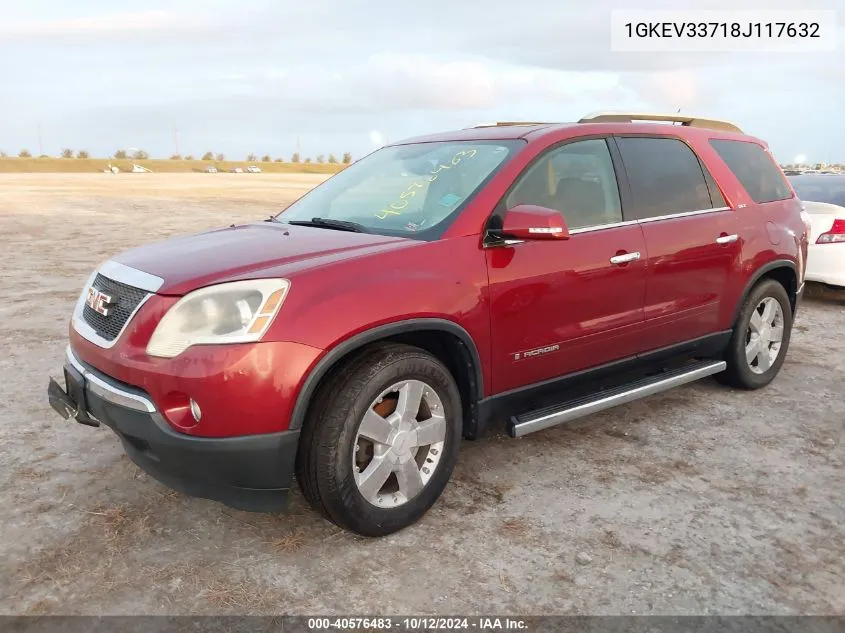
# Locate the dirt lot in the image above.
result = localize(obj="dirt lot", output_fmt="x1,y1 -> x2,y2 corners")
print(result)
0,173 -> 843,615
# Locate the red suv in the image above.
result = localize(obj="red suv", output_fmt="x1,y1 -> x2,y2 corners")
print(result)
48,112 -> 808,536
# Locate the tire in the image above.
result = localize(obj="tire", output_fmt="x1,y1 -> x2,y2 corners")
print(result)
295,343 -> 462,536
720,279 -> 793,389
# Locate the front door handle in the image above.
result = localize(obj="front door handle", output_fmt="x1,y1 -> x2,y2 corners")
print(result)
716,234 -> 739,245
609,252 -> 641,265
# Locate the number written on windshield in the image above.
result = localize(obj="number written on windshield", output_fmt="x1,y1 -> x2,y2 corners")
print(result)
375,149 -> 478,220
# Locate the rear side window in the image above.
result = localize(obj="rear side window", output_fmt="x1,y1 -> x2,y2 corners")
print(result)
616,137 -> 717,219
710,139 -> 792,203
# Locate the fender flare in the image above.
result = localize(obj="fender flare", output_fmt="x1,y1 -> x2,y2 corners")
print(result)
288,318 -> 484,430
731,259 -> 798,326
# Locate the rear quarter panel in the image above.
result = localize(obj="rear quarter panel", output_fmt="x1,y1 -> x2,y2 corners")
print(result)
692,134 -> 805,328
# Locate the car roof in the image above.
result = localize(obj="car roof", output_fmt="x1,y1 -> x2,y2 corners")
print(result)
392,121 -> 761,146
395,123 -> 566,144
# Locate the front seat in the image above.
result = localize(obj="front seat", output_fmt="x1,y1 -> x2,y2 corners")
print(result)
509,163 -> 555,209
553,177 -> 607,229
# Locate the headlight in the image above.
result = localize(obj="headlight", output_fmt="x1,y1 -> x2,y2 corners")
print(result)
146,279 -> 290,358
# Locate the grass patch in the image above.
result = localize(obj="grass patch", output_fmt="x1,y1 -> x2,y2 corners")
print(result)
266,529 -> 306,552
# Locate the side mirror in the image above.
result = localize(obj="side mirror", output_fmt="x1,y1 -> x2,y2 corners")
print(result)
498,204 -> 569,241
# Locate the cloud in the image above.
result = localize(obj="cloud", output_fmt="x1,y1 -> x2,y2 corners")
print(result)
624,71 -> 700,111
212,54 -> 629,118
0,11 -> 177,36
0,0 -> 841,161
364,55 -> 497,110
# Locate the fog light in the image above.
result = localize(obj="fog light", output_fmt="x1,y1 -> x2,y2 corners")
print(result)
189,398 -> 202,422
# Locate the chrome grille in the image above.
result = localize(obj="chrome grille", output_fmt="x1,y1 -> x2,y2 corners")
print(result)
81,274 -> 149,342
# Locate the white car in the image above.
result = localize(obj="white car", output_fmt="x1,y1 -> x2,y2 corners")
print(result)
246,165 -> 262,173
789,174 -> 845,288
229,167 -> 244,173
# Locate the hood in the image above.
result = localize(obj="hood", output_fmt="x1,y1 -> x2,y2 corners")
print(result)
113,221 -> 413,295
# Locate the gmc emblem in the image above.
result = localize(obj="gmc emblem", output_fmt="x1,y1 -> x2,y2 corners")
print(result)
86,287 -> 114,316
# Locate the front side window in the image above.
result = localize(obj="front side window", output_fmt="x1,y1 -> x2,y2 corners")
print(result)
505,138 -> 623,230
616,137 -> 716,219
276,140 -> 521,238
711,139 -> 792,204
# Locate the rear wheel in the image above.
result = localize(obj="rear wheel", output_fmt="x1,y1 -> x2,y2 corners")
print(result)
720,279 -> 793,389
295,344 -> 462,536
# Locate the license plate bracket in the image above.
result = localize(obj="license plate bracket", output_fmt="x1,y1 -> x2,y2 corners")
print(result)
63,365 -> 99,427
47,377 -> 77,420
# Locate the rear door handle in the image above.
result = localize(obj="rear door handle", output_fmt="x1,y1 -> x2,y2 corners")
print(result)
716,234 -> 739,244
609,252 -> 640,265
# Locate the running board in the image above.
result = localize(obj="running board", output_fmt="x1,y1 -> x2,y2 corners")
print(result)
508,360 -> 726,438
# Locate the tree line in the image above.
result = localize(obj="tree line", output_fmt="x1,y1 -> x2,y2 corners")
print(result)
2,148 -> 354,164
780,163 -> 845,170
3,149 -> 843,170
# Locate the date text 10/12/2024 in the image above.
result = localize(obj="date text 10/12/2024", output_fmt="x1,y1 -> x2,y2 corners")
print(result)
306,616 -> 528,631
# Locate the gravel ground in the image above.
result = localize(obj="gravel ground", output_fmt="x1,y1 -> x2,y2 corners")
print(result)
1,174 -> 843,615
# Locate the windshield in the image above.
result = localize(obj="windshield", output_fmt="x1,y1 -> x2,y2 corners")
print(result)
789,175 -> 845,207
275,140 -> 522,237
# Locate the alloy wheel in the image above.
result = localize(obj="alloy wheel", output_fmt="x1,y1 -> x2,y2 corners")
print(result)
352,379 -> 447,508
745,297 -> 785,374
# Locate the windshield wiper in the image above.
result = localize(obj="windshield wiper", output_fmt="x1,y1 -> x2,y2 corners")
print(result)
287,217 -> 369,233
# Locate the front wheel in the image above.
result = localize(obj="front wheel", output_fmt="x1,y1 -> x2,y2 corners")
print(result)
720,279 -> 793,389
296,344 -> 462,536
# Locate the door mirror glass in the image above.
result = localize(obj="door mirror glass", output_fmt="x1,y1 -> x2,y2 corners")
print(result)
499,204 -> 570,240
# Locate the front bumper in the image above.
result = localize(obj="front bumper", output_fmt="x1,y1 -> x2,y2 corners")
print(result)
47,347 -> 299,512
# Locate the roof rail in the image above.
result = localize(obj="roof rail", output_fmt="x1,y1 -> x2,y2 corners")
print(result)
469,121 -> 553,128
578,111 -> 743,134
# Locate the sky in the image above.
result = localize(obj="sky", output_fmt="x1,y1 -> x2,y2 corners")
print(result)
0,0 -> 842,164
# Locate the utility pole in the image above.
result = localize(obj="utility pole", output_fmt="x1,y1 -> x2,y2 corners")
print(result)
174,128 -> 180,157
37,123 -> 43,156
